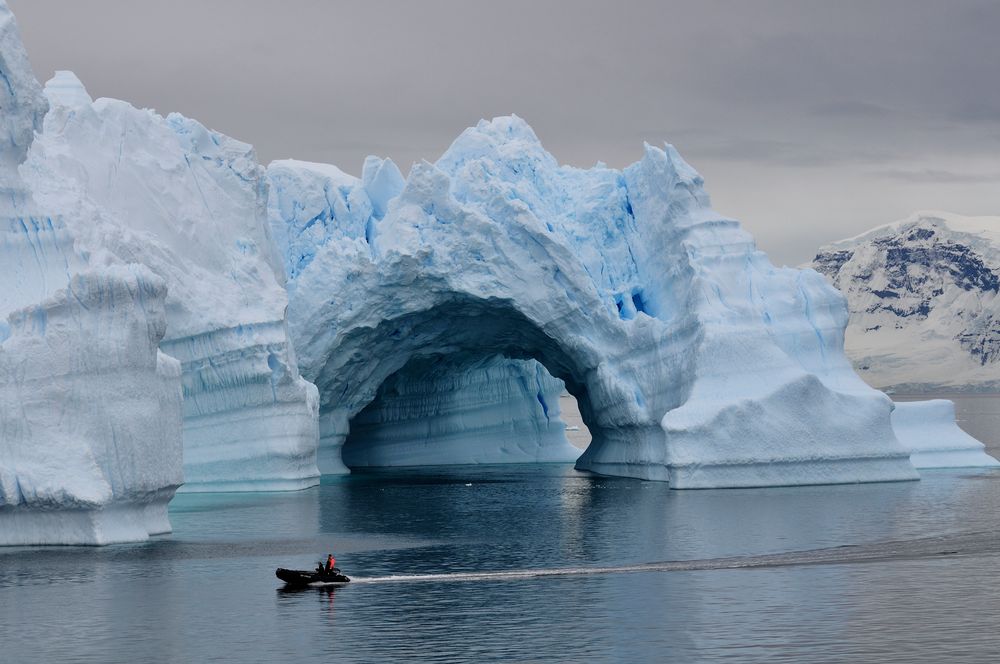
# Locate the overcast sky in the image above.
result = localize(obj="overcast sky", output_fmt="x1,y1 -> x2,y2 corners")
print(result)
10,0 -> 1000,265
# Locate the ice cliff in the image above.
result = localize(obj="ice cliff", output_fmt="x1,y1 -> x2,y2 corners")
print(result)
268,117 -> 920,487
0,3 -> 182,544
22,72 -> 320,492
812,212 -> 1000,393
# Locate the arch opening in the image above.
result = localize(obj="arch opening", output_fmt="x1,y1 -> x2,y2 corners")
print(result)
342,352 -> 588,468
558,392 -> 593,452
313,295 -> 609,473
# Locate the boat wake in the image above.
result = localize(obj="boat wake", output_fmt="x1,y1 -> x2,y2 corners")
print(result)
351,531 -> 1000,585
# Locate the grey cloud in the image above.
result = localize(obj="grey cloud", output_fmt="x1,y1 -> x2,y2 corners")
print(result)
875,168 -> 1000,184
950,101 -> 1000,125
809,101 -> 895,118
7,0 -> 1000,265
677,133 -> 898,168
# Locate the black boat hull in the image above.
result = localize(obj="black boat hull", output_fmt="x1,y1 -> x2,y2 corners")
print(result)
276,567 -> 351,586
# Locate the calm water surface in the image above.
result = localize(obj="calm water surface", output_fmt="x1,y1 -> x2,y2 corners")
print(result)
2,399 -> 999,663
3,465 -> 1000,662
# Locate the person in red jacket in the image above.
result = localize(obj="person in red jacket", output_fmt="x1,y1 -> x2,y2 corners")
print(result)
325,553 -> 336,573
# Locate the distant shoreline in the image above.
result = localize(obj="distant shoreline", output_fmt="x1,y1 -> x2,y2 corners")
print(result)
889,393 -> 1000,399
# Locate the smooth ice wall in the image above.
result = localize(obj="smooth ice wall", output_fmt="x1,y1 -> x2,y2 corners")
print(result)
343,355 -> 577,467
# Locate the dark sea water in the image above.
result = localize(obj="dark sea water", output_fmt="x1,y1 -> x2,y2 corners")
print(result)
3,458 -> 1000,663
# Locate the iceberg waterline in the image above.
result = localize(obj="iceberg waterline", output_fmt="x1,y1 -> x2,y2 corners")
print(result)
0,0 -> 995,545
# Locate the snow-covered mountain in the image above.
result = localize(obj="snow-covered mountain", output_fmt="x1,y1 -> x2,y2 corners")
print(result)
812,211 -> 1000,393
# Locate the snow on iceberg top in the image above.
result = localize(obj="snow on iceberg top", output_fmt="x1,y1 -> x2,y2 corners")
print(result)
21,71 -> 289,337
269,114 -> 726,321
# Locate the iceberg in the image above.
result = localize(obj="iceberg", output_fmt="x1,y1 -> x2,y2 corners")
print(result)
269,117 -> 919,487
0,3 -> 182,545
22,71 -> 320,492
268,158 -> 578,471
892,400 -> 999,469
0,269 -> 184,545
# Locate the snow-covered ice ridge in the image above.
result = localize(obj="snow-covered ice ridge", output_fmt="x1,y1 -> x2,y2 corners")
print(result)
269,117 -> 923,487
23,72 -> 320,493
813,211 -> 1000,393
0,3 -> 182,545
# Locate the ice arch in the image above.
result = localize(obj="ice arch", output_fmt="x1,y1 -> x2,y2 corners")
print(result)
269,116 -> 919,488
310,294 -> 644,473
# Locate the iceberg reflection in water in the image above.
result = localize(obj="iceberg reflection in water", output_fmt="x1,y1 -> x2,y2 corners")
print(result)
4,462 -> 1000,662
